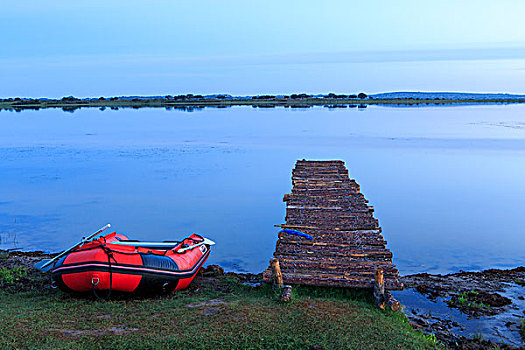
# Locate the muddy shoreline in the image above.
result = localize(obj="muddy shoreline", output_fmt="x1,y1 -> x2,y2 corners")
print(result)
399,268 -> 525,349
2,250 -> 524,349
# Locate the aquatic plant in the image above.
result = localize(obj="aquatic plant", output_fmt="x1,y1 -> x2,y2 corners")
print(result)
520,318 -> 525,339
514,279 -> 525,287
422,332 -> 439,345
0,231 -> 18,248
448,291 -> 490,310
473,332 -> 484,341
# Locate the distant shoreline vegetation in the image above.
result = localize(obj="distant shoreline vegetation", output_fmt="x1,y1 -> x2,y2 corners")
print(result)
1,92 -> 524,112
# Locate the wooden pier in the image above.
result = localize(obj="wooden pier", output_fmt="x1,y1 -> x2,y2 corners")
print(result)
264,160 -> 403,290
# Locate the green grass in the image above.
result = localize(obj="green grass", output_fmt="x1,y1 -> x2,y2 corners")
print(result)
520,318 -> 525,339
0,276 -> 438,350
0,266 -> 27,285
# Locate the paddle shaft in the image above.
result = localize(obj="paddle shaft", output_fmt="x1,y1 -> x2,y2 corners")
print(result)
39,224 -> 111,270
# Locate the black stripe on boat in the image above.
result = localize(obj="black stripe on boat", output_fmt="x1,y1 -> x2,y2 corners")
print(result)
134,253 -> 181,293
52,250 -> 209,277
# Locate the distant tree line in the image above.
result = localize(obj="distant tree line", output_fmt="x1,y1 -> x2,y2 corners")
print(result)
0,92 -> 374,105
326,93 -> 368,99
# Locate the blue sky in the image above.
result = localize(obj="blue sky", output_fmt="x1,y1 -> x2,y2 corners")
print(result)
1,0 -> 524,97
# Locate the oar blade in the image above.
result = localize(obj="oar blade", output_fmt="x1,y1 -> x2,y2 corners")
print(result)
33,259 -> 55,273
203,237 -> 216,246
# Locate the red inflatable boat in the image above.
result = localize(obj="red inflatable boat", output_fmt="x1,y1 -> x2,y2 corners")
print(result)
49,230 -> 213,296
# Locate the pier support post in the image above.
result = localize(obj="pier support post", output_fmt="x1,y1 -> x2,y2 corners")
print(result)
270,258 -> 284,288
374,268 -> 385,310
280,285 -> 293,302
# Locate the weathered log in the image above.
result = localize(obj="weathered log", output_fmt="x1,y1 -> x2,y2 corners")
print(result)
284,220 -> 378,230
286,203 -> 371,210
284,201 -> 369,209
286,208 -> 375,217
284,220 -> 378,229
276,258 -> 400,274
286,205 -> 344,210
385,290 -> 401,312
274,224 -> 318,229
277,236 -> 387,246
275,226 -> 382,235
285,211 -> 376,218
274,255 -> 398,267
276,235 -> 387,246
288,188 -> 361,194
292,185 -> 358,191
374,269 -> 385,309
276,272 -> 403,290
274,244 -> 393,260
270,258 -> 283,288
262,269 -> 403,290
275,256 -> 394,268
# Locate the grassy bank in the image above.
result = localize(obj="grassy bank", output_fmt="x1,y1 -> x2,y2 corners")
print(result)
0,269 -> 437,350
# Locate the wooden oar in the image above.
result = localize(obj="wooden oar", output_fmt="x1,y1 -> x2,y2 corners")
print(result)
33,224 -> 111,273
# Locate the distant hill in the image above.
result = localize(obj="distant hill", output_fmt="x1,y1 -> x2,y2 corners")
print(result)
371,92 -> 525,100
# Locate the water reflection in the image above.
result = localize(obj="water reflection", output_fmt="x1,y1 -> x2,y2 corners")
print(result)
0,105 -> 524,274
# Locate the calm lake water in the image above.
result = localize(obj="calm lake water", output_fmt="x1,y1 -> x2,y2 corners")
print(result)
1,104 -> 524,275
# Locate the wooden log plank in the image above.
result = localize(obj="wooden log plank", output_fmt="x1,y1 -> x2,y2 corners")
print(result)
279,272 -> 403,290
289,189 -> 363,196
262,270 -> 403,290
274,255 -> 396,266
275,241 -> 392,253
278,230 -> 386,240
274,247 -> 393,261
275,225 -> 383,236
284,220 -> 377,228
274,224 -> 319,229
291,184 -> 357,190
286,208 -> 374,214
277,264 -> 401,278
275,237 -> 387,248
274,254 -> 393,265
276,236 -> 387,246
285,197 -> 371,204
285,213 -> 377,220
286,198 -> 366,205
275,257 -> 398,270
285,221 -> 379,230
